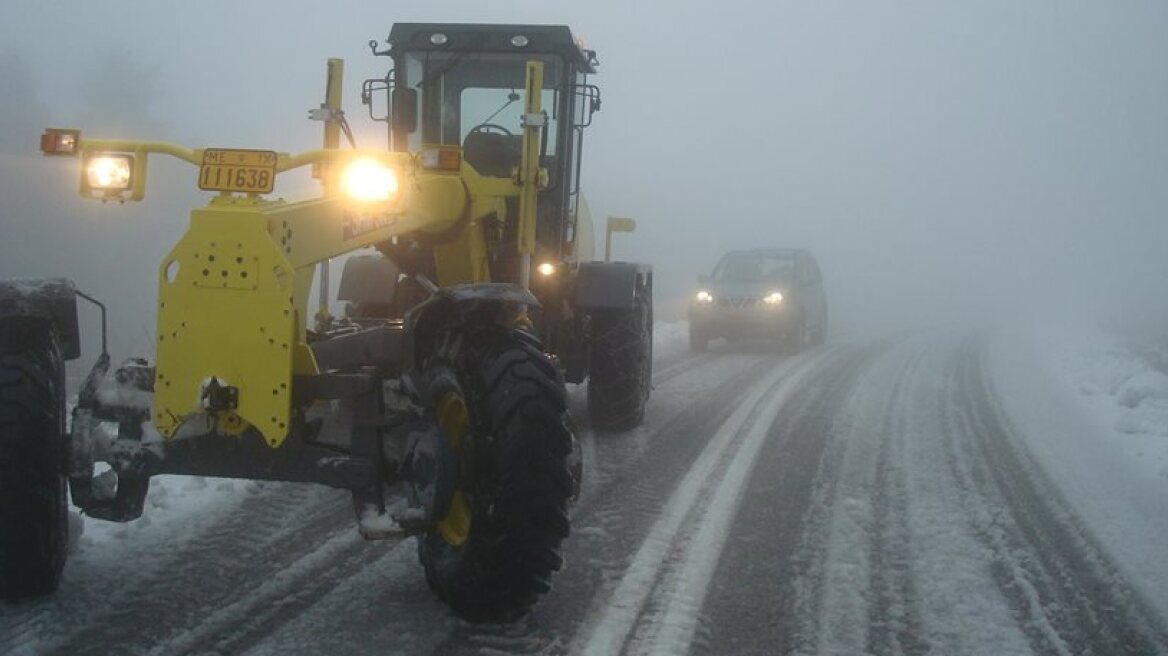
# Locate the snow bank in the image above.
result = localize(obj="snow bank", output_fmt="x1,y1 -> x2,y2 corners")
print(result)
1037,331 -> 1168,475
988,328 -> 1168,617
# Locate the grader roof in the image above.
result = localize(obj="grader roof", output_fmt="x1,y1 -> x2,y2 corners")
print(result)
387,23 -> 597,73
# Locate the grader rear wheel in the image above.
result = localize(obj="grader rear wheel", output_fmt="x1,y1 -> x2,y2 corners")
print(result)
417,328 -> 574,622
587,290 -> 653,431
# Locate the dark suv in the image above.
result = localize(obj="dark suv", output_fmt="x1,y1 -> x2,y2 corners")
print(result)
688,249 -> 828,352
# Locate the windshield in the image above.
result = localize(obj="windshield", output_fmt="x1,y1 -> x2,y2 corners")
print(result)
712,254 -> 797,282
400,50 -> 562,156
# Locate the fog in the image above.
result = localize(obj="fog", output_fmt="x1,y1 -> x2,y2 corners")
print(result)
2,1 -> 1166,362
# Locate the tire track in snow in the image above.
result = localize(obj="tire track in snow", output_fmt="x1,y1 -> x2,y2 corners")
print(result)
946,336 -> 1168,656
520,354 -> 782,654
687,339 -> 893,655
570,350 -> 765,512
150,530 -> 406,655
577,343 -> 863,654
700,335 -> 998,656
4,481 -> 326,655
865,344 -> 930,656
733,339 -> 899,655
636,350 -> 862,655
649,352 -> 716,387
577,355 -> 815,655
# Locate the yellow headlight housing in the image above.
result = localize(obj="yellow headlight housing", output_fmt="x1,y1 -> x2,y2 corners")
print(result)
764,291 -> 784,305
695,290 -> 713,304
85,154 -> 133,191
341,158 -> 398,202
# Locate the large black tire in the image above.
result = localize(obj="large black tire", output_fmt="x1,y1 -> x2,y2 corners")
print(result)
0,318 -> 68,601
587,293 -> 652,431
418,328 -> 574,622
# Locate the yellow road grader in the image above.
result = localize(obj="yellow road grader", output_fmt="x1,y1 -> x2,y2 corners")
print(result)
0,23 -> 652,621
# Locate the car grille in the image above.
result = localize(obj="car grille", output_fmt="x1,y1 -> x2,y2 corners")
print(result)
717,296 -> 758,308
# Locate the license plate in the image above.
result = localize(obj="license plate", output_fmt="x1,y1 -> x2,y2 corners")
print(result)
199,148 -> 277,194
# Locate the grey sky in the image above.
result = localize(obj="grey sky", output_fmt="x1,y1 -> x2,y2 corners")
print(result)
2,1 -> 1165,351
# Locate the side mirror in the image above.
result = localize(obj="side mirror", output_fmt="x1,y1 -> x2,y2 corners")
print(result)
391,88 -> 417,133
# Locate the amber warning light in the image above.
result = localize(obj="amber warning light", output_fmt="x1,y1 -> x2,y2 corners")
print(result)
40,128 -> 81,156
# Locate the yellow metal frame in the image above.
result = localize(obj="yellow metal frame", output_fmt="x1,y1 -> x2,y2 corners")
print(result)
53,59 -> 551,447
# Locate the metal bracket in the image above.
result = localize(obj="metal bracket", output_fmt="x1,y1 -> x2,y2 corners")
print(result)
308,106 -> 344,122
200,377 -> 238,411
521,112 -> 547,128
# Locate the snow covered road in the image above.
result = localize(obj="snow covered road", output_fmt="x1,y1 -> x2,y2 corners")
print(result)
2,326 -> 1166,655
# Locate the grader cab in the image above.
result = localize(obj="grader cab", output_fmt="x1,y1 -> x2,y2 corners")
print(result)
0,23 -> 652,621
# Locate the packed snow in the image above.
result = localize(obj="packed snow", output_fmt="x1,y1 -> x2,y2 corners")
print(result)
10,321 -> 1164,655
990,328 -> 1168,619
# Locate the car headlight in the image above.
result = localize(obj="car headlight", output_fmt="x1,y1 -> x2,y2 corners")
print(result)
536,262 -> 557,277
341,158 -> 398,202
695,290 -> 713,304
764,291 -> 784,305
85,154 -> 133,191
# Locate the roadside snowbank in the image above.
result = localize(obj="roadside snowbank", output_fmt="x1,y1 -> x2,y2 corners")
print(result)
989,328 -> 1168,617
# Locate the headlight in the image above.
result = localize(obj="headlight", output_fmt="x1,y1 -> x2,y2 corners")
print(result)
85,154 -> 133,191
695,290 -> 713,304
764,291 -> 784,305
341,158 -> 398,202
536,262 -> 557,277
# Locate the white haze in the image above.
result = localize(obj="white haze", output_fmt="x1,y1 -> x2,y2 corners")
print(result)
2,0 -> 1166,363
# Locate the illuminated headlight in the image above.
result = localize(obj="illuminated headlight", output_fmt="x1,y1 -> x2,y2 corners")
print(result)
85,154 -> 133,191
695,290 -> 713,304
341,158 -> 398,202
536,262 -> 557,277
764,291 -> 784,305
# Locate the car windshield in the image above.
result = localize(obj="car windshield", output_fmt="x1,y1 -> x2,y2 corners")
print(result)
711,254 -> 797,282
